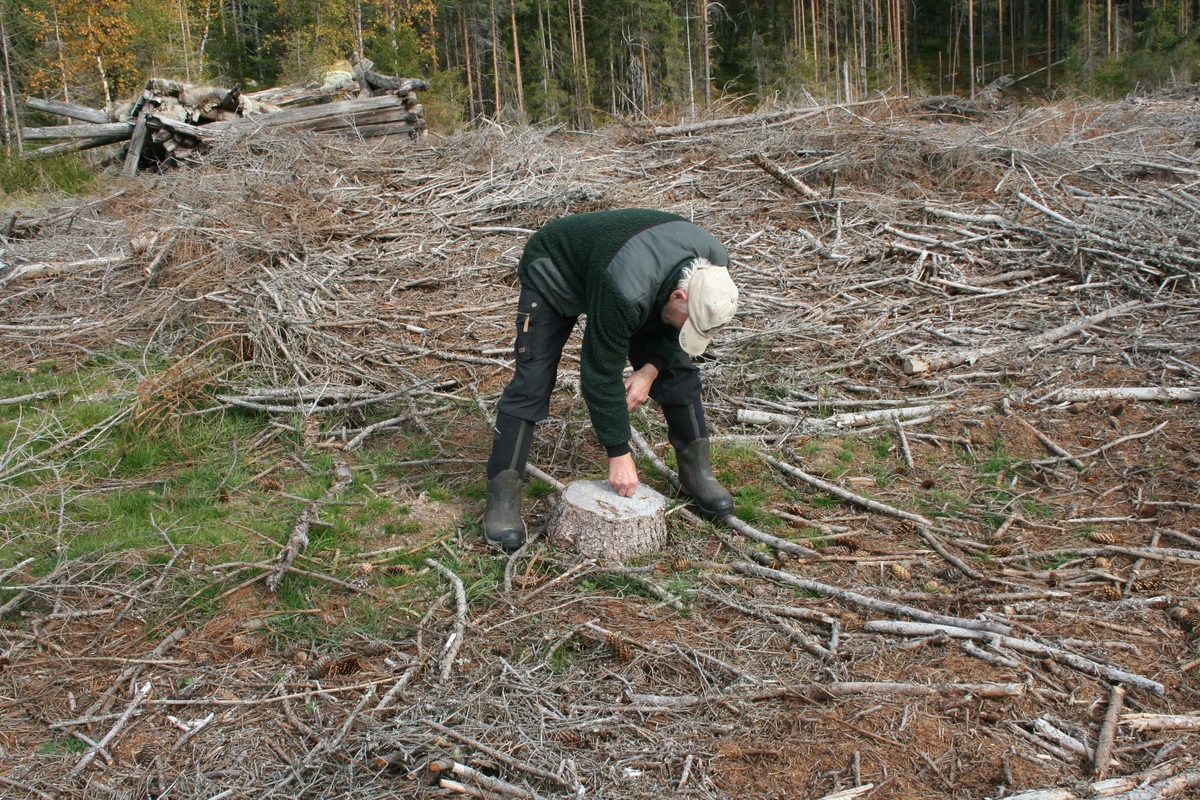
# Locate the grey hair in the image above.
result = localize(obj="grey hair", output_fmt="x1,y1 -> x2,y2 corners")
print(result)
677,257 -> 715,291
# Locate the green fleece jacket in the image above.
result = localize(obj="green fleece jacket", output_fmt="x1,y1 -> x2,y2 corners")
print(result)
517,209 -> 728,452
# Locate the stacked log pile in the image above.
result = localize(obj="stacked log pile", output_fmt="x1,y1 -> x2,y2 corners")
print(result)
20,57 -> 427,174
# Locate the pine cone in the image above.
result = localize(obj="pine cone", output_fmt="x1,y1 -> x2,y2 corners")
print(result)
1097,584 -> 1123,601
987,543 -> 1013,557
840,537 -> 862,552
329,656 -> 363,677
551,729 -> 584,745
923,579 -> 945,594
889,563 -> 912,581
821,545 -> 851,557
1133,576 -> 1165,593
892,520 -> 918,537
1093,556 -> 1110,569
385,564 -> 413,575
309,655 -> 334,679
362,641 -> 390,657
230,634 -> 257,657
932,567 -> 960,582
1089,530 -> 1117,545
259,478 -> 284,492
136,743 -> 158,768
605,633 -> 634,664
671,557 -> 692,572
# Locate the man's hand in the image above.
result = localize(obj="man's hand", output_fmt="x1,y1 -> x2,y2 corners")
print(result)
624,363 -> 659,412
608,453 -> 639,497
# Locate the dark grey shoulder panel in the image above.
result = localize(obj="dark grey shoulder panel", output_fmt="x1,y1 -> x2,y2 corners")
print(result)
606,221 -> 729,325
524,257 -> 584,316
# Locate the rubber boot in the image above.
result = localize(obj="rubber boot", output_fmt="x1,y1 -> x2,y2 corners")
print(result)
484,470 -> 526,553
484,414 -> 534,553
675,437 -> 735,519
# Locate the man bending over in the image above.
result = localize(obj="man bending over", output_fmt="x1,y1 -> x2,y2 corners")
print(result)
484,209 -> 739,553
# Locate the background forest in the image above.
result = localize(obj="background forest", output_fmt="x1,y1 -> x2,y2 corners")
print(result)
0,0 -> 1197,140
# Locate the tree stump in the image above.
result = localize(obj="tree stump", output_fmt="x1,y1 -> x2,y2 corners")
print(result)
547,480 -> 667,562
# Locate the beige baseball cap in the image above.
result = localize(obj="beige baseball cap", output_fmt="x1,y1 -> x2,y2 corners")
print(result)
678,264 -> 738,356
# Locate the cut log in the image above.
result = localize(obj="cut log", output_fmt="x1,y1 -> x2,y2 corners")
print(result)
24,97 -> 110,124
22,122 -> 134,141
20,135 -> 129,158
1051,387 -> 1199,403
123,108 -> 151,178
547,480 -> 667,562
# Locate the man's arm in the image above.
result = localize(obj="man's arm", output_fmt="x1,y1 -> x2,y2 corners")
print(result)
580,274 -> 643,495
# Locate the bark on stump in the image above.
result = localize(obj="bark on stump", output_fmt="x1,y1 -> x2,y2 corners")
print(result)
548,480 -> 667,562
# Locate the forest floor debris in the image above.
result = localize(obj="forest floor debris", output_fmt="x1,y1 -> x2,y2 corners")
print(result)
1,92 -> 1199,799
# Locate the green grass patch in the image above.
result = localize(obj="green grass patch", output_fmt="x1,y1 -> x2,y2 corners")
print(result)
0,153 -> 96,196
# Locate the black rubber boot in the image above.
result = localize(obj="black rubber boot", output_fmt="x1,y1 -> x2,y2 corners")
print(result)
484,470 -> 526,553
484,414 -> 534,553
675,437 -> 735,519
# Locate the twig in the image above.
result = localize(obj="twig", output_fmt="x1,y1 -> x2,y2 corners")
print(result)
68,681 -> 152,776
420,719 -> 575,791
1094,685 -> 1125,779
425,558 -> 468,681
430,759 -> 544,800
893,412 -> 915,470
762,453 -> 934,527
267,459 -> 352,592
733,561 -> 1009,634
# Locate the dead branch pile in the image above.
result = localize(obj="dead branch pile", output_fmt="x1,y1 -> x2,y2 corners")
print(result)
1,94 -> 1199,798
21,56 -> 427,173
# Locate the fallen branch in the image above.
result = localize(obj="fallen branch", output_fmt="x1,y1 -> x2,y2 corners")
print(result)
1120,713 -> 1200,732
761,453 -> 934,527
430,759 -> 543,800
1030,422 -> 1168,467
746,152 -> 823,199
1093,685 -> 1125,779
1005,764 -> 1178,800
267,459 -> 352,592
901,301 -> 1143,375
629,431 -> 818,558
733,561 -> 1010,635
419,719 -> 575,791
862,620 -> 1164,694
628,680 -> 1024,709
737,404 -> 945,431
1013,415 -> 1087,471
425,558 -> 468,681
68,681 -> 152,777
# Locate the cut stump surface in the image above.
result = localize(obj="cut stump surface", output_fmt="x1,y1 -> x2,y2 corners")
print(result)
548,480 -> 667,562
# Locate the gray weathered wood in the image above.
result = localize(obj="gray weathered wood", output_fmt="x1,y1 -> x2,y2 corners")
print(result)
122,109 -> 151,178
24,96 -> 110,124
547,480 -> 667,562
212,94 -> 403,134
22,122 -> 133,141
20,134 -> 129,158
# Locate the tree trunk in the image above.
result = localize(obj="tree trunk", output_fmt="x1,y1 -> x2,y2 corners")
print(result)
53,7 -> 69,103
969,0 -> 975,97
489,0 -> 501,116
510,0 -> 524,114
1046,0 -> 1052,88
577,0 -> 591,125
461,7 -> 476,118
178,0 -> 192,82
701,0 -> 711,105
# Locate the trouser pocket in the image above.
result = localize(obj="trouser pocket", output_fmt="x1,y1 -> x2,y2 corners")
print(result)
513,291 -> 542,362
